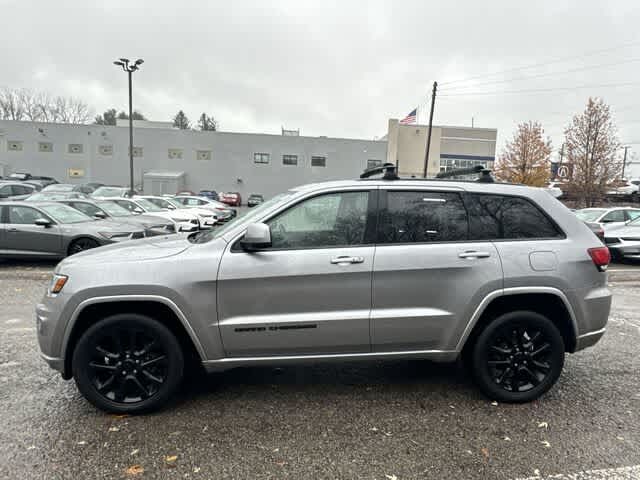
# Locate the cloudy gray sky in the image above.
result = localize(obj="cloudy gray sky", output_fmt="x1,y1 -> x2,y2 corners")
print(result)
2,0 -> 640,156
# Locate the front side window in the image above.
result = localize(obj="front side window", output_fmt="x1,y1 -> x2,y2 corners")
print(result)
8,206 -> 46,224
12,185 -> 34,195
267,191 -> 370,249
465,193 -> 562,239
377,191 -> 468,244
39,204 -> 91,224
254,153 -> 270,164
70,202 -> 102,217
601,210 -> 626,223
627,210 -> 640,221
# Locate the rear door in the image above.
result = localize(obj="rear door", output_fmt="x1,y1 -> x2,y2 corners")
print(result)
3,205 -> 62,256
371,188 -> 502,353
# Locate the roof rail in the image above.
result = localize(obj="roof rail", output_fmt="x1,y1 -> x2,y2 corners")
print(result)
435,165 -> 495,183
360,162 -> 399,180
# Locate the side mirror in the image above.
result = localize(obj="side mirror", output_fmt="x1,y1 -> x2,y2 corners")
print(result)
133,207 -> 144,214
93,212 -> 107,219
167,205 -> 177,210
240,223 -> 272,251
34,218 -> 52,228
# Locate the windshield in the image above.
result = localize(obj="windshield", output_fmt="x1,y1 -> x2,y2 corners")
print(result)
165,198 -> 184,209
40,204 -> 92,224
575,209 -> 606,222
96,200 -> 133,216
93,186 -> 125,197
28,192 -> 79,201
44,184 -> 74,192
189,192 -> 293,243
134,198 -> 165,212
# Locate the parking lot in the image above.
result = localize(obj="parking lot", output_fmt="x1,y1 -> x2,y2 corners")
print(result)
1,258 -> 639,480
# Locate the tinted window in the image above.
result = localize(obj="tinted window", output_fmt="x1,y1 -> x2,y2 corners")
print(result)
11,184 -> 33,195
378,191 -> 468,243
465,193 -> 561,239
0,185 -> 12,196
628,210 -> 640,221
601,210 -> 625,223
8,206 -> 43,224
70,202 -> 102,217
268,191 -> 369,249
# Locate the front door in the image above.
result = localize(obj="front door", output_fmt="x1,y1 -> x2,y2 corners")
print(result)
217,189 -> 376,357
371,189 -> 503,353
2,205 -> 62,256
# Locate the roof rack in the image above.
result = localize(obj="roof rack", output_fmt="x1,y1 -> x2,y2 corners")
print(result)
435,165 -> 495,183
359,162 -> 399,180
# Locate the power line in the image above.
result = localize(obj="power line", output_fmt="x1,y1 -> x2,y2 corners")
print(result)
439,81 -> 640,97
441,57 -> 640,93
439,40 -> 640,87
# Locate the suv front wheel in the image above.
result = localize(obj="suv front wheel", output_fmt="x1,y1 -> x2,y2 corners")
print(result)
470,311 -> 565,403
72,313 -> 184,414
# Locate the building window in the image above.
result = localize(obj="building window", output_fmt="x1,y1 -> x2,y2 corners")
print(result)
311,155 -> 326,167
367,159 -> 382,169
254,152 -> 270,164
130,146 -> 143,157
7,141 -> 23,151
38,142 -> 53,152
196,150 -> 211,161
282,154 -> 298,166
168,148 -> 183,159
68,144 -> 83,154
98,145 -> 113,156
438,157 -> 494,178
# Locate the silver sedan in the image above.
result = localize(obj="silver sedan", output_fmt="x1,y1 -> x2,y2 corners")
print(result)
0,201 -> 145,259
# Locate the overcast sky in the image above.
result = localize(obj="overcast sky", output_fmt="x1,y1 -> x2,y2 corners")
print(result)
2,0 -> 640,157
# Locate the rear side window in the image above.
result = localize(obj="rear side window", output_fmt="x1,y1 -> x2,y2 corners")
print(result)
464,193 -> 562,240
377,191 -> 468,243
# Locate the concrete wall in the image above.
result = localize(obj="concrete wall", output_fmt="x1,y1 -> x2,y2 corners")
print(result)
0,121 -> 387,199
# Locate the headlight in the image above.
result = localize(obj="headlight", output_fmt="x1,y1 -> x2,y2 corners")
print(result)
98,231 -> 132,239
48,274 -> 68,295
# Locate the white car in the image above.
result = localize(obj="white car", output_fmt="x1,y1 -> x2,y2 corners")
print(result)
136,195 -> 218,229
575,207 -> 640,229
171,195 -> 235,221
606,180 -> 639,197
544,182 -> 563,198
109,197 -> 200,232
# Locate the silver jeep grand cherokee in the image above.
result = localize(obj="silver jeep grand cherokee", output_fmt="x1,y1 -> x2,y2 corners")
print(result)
36,166 -> 612,413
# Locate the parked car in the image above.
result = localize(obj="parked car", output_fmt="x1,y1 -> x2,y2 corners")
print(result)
603,216 -> 640,261
574,207 -> 640,229
26,192 -> 89,201
0,201 -> 145,258
220,191 -> 242,206
247,193 -> 264,207
58,199 -> 177,237
0,182 -> 37,200
197,190 -> 219,201
36,170 -> 611,413
136,196 -> 218,228
171,195 -> 235,221
544,182 -> 563,199
584,222 -> 605,243
23,180 -> 46,191
606,180 -> 639,199
8,173 -> 58,187
7,172 -> 32,181
92,186 -> 136,198
175,190 -> 196,196
109,197 -> 200,232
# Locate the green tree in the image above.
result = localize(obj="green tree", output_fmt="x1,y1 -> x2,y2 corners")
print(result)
116,110 -> 146,121
172,110 -> 191,129
94,108 -> 117,125
198,113 -> 218,131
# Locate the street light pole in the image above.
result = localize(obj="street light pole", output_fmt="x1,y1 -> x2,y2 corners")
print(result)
113,58 -> 144,196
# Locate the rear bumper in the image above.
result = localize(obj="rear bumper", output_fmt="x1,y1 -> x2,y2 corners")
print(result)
575,328 -> 606,351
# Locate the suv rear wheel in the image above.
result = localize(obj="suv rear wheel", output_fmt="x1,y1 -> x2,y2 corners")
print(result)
72,313 -> 184,414
470,311 -> 565,403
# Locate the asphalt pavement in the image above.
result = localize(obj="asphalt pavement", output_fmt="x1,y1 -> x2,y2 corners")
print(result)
0,261 -> 639,479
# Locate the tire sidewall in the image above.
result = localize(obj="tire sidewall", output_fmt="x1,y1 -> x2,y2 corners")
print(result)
471,311 -> 565,403
72,313 -> 184,414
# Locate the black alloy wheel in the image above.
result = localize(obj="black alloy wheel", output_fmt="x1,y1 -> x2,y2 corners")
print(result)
68,237 -> 100,255
72,314 -> 184,413
471,311 -> 564,403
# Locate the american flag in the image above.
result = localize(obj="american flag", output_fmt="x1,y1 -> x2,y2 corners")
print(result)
400,108 -> 417,125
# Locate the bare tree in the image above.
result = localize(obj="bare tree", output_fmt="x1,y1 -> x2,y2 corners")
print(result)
0,87 -> 92,124
0,87 -> 25,120
495,121 -> 552,186
564,97 -> 621,207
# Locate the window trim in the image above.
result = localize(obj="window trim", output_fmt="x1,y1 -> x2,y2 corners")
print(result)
231,189 -> 378,252
282,154 -> 298,166
6,205 -> 56,225
253,152 -> 270,164
311,155 -> 327,167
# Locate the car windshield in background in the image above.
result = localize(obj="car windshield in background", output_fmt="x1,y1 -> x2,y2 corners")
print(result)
189,192 -> 292,244
39,204 -> 92,224
165,198 -> 184,209
134,198 -> 164,212
44,184 -> 74,192
93,187 -> 126,197
96,201 -> 133,216
28,192 -> 80,201
575,209 -> 606,222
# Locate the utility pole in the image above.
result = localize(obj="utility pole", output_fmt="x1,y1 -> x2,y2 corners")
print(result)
622,146 -> 629,178
423,81 -> 437,178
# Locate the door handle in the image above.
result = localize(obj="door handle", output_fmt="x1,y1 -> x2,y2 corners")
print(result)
330,256 -> 364,265
458,251 -> 491,259
7,228 -> 18,233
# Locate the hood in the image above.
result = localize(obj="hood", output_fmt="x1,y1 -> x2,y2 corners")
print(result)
605,224 -> 640,238
58,233 -> 192,269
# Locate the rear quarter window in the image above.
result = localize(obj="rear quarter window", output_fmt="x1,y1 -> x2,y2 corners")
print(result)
464,193 -> 563,240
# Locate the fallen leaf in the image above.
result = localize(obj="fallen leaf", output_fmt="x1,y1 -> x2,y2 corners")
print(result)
108,426 -> 120,432
481,447 -> 490,459
617,436 -> 624,441
26,445 -> 36,450
383,431 -> 393,437
538,422 -> 548,429
273,448 -> 279,452
130,449 -> 139,456
490,401 -> 498,406
540,441 -> 551,448
370,427 -> 379,432
77,441 -> 87,445
193,467 -> 201,473
503,436 -> 511,441
125,465 -> 144,476
165,455 -> 178,463
449,405 -> 455,409
385,475 -> 398,480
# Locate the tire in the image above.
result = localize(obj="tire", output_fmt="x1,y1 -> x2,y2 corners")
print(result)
67,237 -> 100,256
470,311 -> 565,403
72,313 -> 184,414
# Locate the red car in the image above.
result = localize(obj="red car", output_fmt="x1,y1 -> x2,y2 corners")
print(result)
220,191 -> 242,206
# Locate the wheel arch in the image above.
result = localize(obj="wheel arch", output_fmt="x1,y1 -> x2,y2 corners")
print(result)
66,235 -> 102,256
458,288 -> 578,357
62,296 -> 206,379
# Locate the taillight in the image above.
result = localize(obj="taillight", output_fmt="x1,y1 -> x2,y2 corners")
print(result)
588,247 -> 611,272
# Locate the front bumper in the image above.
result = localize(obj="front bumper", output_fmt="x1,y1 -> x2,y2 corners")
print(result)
575,328 -> 606,351
607,239 -> 640,259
